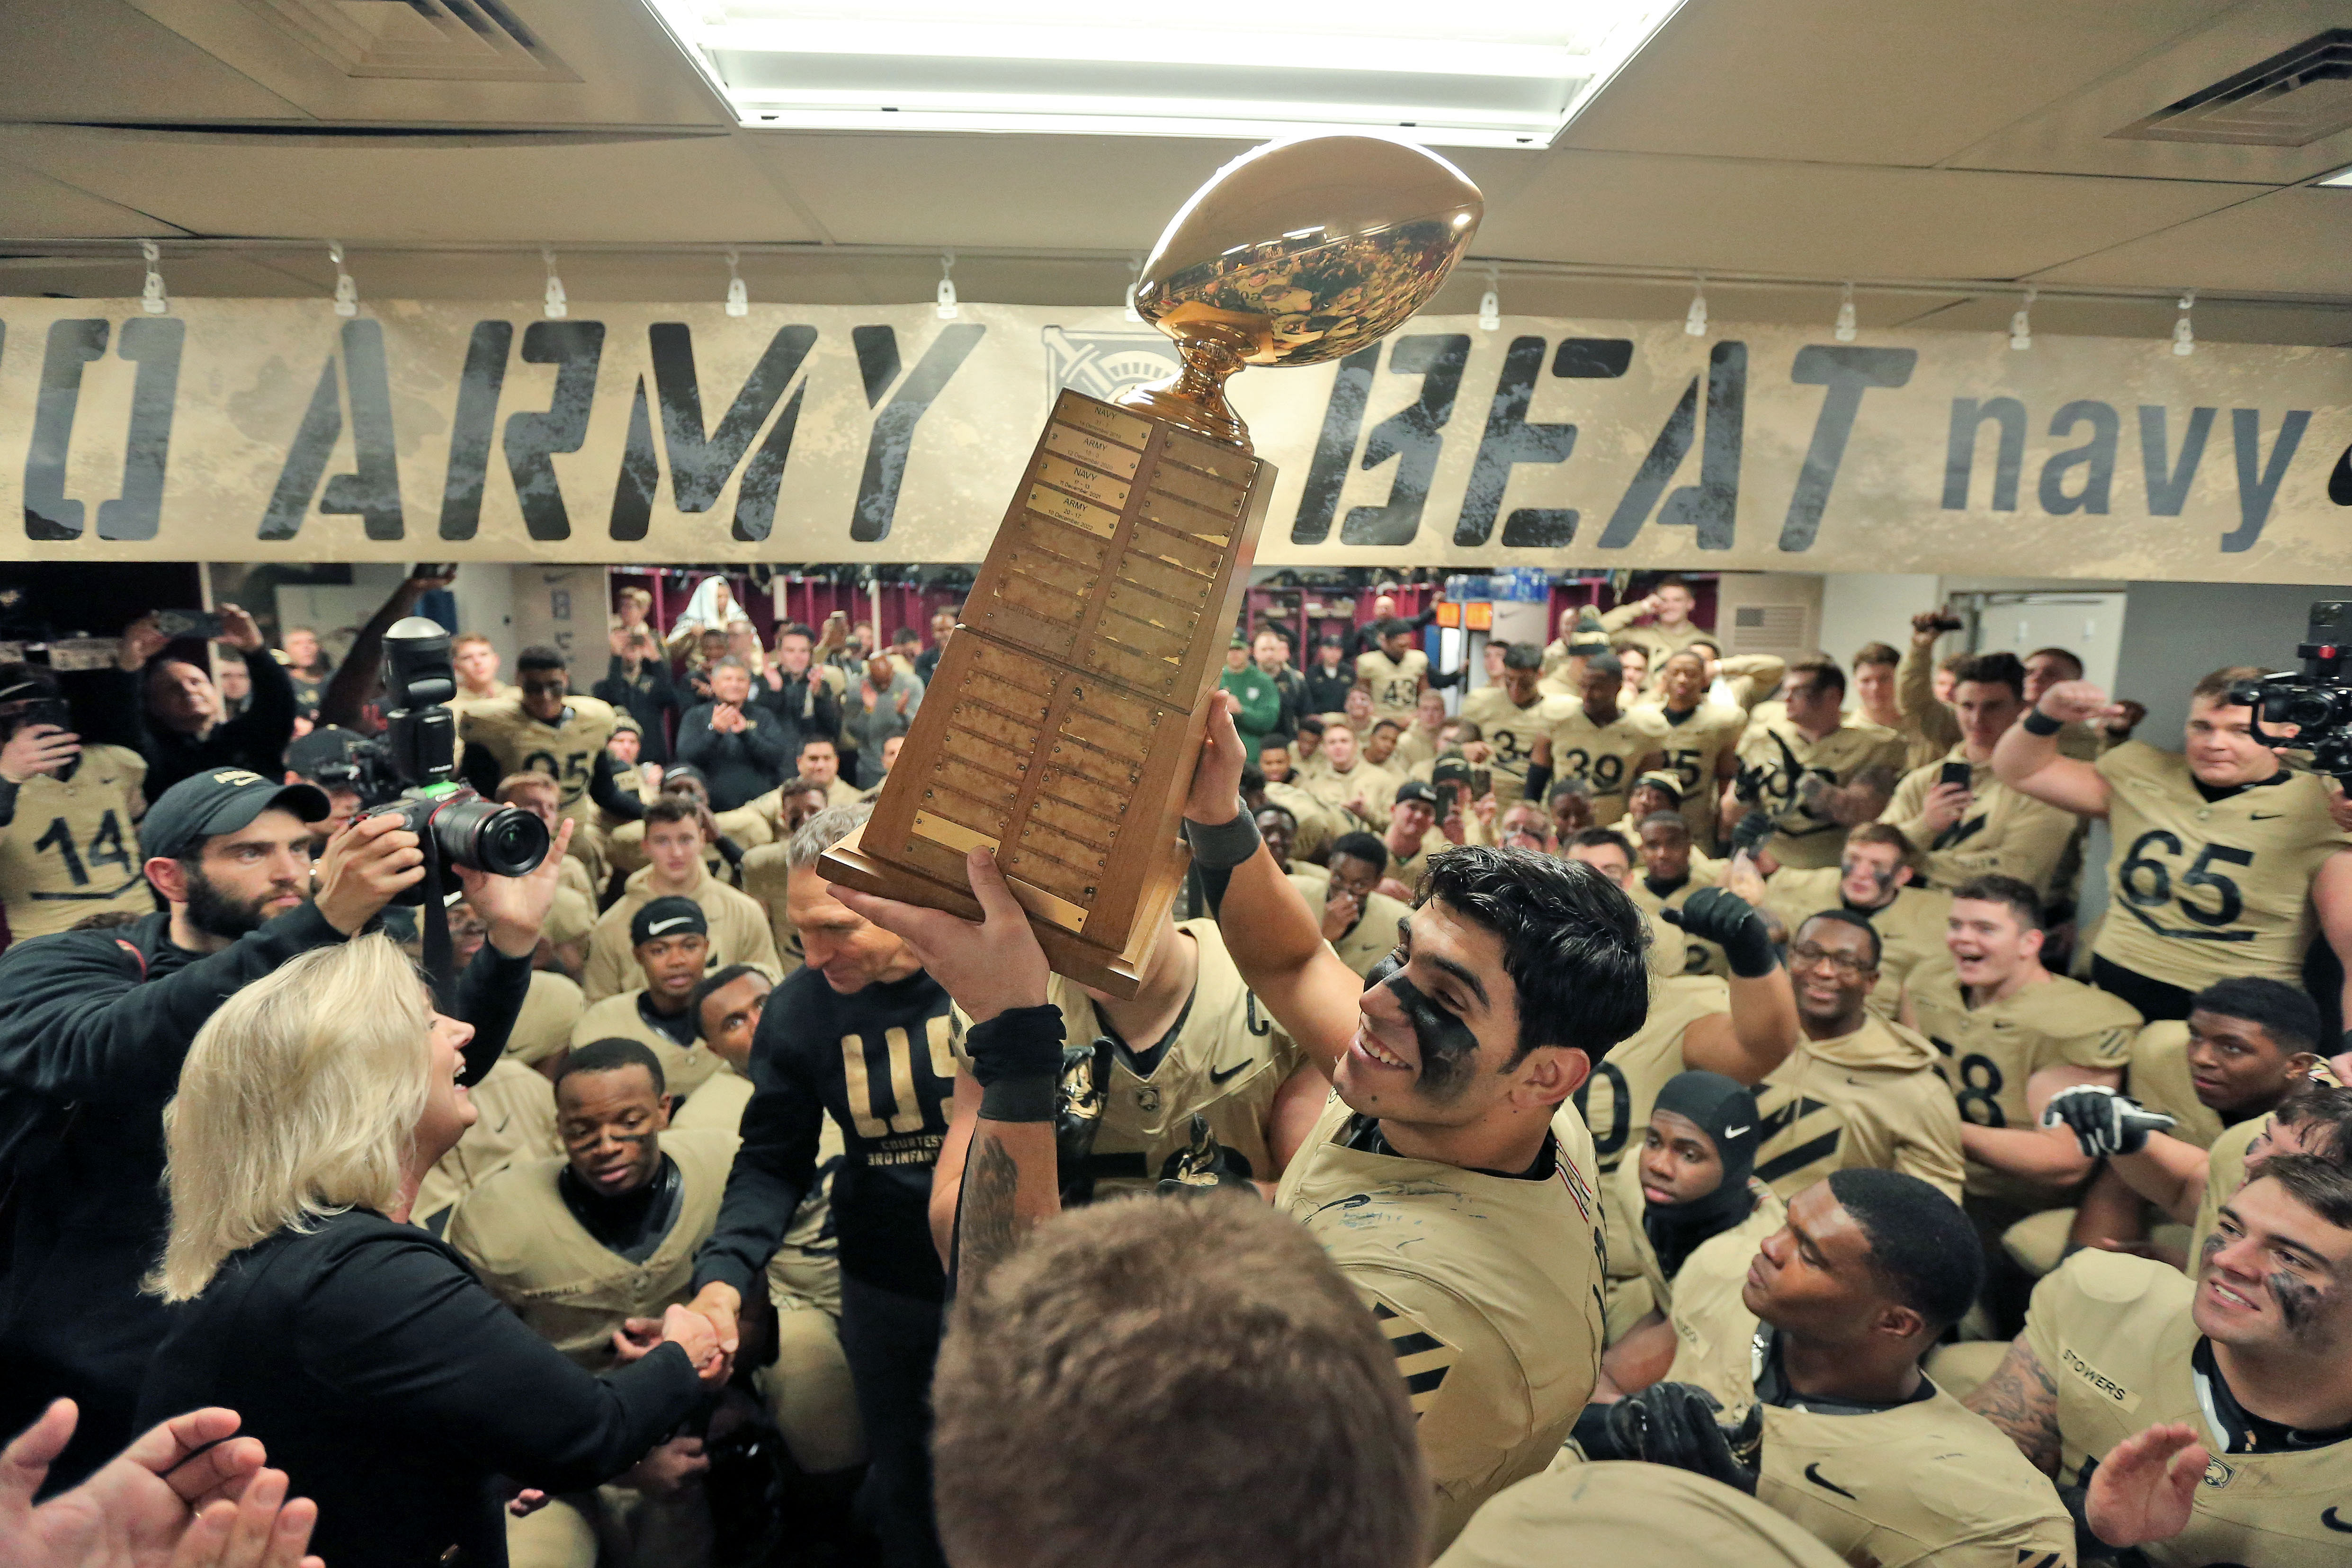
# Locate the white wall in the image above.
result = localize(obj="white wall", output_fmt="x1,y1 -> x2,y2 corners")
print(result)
2113,580 -> 2352,743
1817,573 -> 1938,666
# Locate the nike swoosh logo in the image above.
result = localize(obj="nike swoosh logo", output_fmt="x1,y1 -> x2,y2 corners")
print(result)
1208,1061 -> 1250,1086
1803,1462 -> 1856,1499
2250,812 -> 2284,820
2323,1506 -> 2352,1533
1722,1124 -> 1752,1138
648,916 -> 695,934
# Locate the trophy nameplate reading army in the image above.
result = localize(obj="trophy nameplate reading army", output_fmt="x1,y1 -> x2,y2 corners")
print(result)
822,135 -> 1483,997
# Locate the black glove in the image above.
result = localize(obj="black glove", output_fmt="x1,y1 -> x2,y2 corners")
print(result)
1661,887 -> 1777,978
1157,1113 -> 1253,1196
1729,808 -> 1776,857
1607,1384 -> 1760,1495
2041,1085 -> 2174,1158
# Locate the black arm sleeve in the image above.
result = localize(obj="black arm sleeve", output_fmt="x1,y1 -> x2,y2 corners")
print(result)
1523,762 -> 1553,803
1427,664 -> 1467,690
0,778 -> 18,830
300,1229 -> 705,1492
589,751 -> 644,821
0,904 -> 346,1107
218,646 -> 297,771
61,667 -> 148,754
449,945 -> 533,1086
808,681 -> 841,744
691,1033 -> 822,1296
456,737 -> 504,798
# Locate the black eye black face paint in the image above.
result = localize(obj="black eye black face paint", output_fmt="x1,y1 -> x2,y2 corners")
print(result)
1364,953 -> 1482,1098
2268,1267 -> 2323,1335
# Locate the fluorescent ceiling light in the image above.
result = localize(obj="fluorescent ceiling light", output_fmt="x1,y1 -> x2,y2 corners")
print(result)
641,2 -> 1685,147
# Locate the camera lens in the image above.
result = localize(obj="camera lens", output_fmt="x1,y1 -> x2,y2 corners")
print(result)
2286,694 -> 2335,731
434,797 -> 549,878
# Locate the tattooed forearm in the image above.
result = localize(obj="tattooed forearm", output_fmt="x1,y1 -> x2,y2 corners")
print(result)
957,1128 -> 1024,1287
1963,1339 -> 2063,1475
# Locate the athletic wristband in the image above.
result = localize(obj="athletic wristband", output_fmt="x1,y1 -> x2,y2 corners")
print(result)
966,1003 -> 1066,1086
978,1075 -> 1058,1123
2021,708 -> 2065,736
1182,803 -> 1262,870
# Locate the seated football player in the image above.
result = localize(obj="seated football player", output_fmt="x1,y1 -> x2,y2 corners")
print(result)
1631,814 -> 1727,978
930,908 -> 1329,1226
740,774 -> 839,975
571,896 -> 728,1099
1377,780 -> 1447,899
1297,723 -> 1401,832
495,771 -> 601,919
1588,1171 -> 2072,1568
1365,719 -> 1407,772
1900,874 -> 2137,1327
584,798 -> 779,1002
1294,832 -> 1415,980
861,690 -> 1654,1549
2045,981 -> 2333,1254
1610,768 -> 1686,842
1258,739 -> 1296,784
1752,823 -> 1951,1020
449,1039 -> 736,1568
1586,1072 -> 1785,1409
1753,912 -> 1964,1202
1434,1462 -> 1845,1568
1967,1155 -> 2352,1566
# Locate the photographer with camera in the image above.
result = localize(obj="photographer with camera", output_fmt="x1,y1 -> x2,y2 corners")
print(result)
72,605 -> 295,803
1995,662 -> 2352,1025
0,616 -> 565,1491
0,664 -> 151,943
281,727 -> 373,848
597,615 -> 685,767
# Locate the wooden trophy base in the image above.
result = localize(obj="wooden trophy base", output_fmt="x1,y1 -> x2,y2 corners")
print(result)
815,388 -> 1270,1000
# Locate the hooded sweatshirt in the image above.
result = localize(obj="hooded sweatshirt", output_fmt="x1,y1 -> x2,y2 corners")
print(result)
1748,1012 -> 1964,1203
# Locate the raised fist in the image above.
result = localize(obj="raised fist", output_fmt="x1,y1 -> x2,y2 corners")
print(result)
2042,1084 -> 2174,1158
1660,887 -> 1776,978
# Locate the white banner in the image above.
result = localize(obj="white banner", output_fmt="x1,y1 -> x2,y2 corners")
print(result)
0,297 -> 2345,579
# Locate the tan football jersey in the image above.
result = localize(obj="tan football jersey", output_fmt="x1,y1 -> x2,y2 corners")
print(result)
1752,1016 -> 1965,1202
411,1056 -> 557,1229
1762,868 -> 1951,1021
582,864 -> 781,1002
1357,647 -> 1430,726
1893,640 -> 1965,774
607,803 -> 771,880
1909,970 -> 2140,1207
1543,701 -> 1667,826
1754,1378 -> 2073,1568
1738,718 -> 1908,870
1441,1461 -> 1847,1568
0,744 -> 148,938
2093,743 -> 2351,992
1628,857 -> 1729,980
1459,686 -> 1572,806
1718,655 -> 1789,716
569,988 -> 724,1099
1636,699 -> 1746,851
1881,746 -> 2080,898
1392,725 -> 1441,771
2029,1249 -> 2352,1567
457,694 -> 621,825
1279,1092 -> 1606,1550
2123,1021 -> 2227,1152
1385,826 -> 1450,894
1637,1180 -> 1786,1415
447,1129 -> 736,1370
972,920 -> 1305,1198
736,842 -> 806,978
507,968 -> 587,1066
1298,757 -> 1404,830
1292,874 -> 1413,979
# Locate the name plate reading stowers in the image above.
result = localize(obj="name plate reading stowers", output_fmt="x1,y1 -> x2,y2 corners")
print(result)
820,388 -> 1272,997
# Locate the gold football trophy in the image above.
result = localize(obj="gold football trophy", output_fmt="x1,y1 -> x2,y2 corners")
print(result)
820,136 -> 1482,996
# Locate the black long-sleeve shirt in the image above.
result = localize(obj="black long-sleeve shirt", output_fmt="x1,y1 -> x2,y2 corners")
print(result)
694,966 -> 953,1302
0,906 -> 530,1482
594,657 -> 685,766
137,1209 -> 703,1568
750,669 -> 841,761
69,649 -> 295,802
1303,663 -> 1356,715
674,701 -> 792,812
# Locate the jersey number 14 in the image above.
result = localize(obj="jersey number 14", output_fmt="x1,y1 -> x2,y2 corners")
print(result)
33,810 -> 136,896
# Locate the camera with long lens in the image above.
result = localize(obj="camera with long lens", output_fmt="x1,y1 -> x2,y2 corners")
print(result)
360,616 -> 548,903
2228,600 -> 2352,782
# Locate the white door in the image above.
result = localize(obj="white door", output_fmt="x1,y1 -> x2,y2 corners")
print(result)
1969,593 -> 2126,694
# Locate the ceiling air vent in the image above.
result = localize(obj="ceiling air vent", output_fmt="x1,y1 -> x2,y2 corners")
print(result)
2113,29 -> 2352,146
235,0 -> 579,83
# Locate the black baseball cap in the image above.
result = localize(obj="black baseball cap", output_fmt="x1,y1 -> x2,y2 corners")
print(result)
1395,780 -> 1440,809
631,895 -> 708,948
286,726 -> 367,783
139,768 -> 331,860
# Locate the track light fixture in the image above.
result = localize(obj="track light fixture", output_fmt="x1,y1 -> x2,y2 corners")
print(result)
1833,282 -> 1856,342
725,249 -> 748,317
1683,275 -> 1708,337
2173,289 -> 2195,357
2009,288 -> 2035,351
936,249 -> 959,321
139,241 -> 168,315
541,247 -> 568,320
329,241 -> 358,318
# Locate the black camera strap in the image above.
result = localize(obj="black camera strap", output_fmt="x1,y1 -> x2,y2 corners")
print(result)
419,834 -> 458,1013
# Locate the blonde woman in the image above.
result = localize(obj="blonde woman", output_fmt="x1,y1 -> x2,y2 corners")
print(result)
137,935 -> 724,1568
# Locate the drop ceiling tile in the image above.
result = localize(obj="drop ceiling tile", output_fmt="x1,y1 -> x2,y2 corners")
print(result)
1558,0 -> 2230,167
2030,186 -> 2352,293
0,0 -> 304,124
0,156 -> 185,238
0,125 -> 817,243
1478,152 -> 2251,279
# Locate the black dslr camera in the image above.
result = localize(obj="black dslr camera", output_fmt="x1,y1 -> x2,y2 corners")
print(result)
360,617 -> 549,904
2229,600 -> 2352,782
